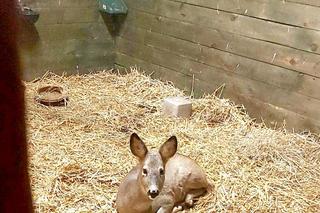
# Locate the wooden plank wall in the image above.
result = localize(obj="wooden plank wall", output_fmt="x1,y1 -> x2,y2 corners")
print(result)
18,0 -> 115,81
115,0 -> 320,132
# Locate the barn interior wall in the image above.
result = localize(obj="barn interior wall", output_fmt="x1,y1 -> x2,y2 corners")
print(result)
115,0 -> 320,132
18,0 -> 115,81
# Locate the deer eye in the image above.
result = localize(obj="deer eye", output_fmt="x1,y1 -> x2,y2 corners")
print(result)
159,168 -> 164,175
142,168 -> 148,176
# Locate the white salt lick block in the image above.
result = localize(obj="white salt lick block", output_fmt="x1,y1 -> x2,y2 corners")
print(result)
163,97 -> 192,118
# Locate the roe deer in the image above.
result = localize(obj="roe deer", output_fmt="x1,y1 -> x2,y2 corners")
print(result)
152,154 -> 208,213
116,133 -> 178,213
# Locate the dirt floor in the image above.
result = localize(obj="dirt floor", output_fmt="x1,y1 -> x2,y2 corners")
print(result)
25,69 -> 320,212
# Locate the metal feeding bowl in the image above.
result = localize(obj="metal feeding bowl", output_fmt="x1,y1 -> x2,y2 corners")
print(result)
35,86 -> 69,107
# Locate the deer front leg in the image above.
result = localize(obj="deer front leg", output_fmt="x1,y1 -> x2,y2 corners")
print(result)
155,205 -> 183,213
153,193 -> 175,213
155,205 -> 173,213
184,188 -> 207,207
172,205 -> 183,213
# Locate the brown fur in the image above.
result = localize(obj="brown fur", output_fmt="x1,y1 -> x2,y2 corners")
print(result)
116,133 -> 177,213
152,154 -> 208,213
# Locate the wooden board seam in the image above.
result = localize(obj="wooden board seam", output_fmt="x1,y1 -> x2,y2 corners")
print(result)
168,0 -> 320,32
117,36 -> 320,103
127,1 -> 320,56
124,19 -> 320,80
115,52 -> 320,132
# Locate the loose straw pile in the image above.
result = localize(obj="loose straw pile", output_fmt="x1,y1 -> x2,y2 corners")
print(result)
25,68 -> 320,212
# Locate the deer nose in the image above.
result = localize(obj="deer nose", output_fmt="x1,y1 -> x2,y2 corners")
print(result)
148,189 -> 159,199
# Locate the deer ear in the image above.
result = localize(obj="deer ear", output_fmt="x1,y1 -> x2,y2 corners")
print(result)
159,136 -> 177,163
130,133 -> 148,160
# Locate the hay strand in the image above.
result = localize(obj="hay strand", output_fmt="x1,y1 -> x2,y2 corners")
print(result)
25,67 -> 320,212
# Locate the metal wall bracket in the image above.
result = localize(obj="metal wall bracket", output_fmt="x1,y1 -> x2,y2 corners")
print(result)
98,0 -> 128,15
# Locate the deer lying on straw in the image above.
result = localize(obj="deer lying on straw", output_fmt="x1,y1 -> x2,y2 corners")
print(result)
116,133 -> 208,213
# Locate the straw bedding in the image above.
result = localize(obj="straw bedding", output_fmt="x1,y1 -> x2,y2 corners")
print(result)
25,68 -> 320,212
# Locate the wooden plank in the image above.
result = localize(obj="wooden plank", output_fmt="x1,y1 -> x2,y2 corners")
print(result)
116,52 -> 157,75
61,0 -> 98,8
21,39 -> 114,80
77,53 -> 115,70
34,23 -> 112,41
145,29 -> 202,60
62,8 -> 100,24
20,38 -> 114,59
117,37 -> 320,121
124,0 -> 320,55
122,9 -> 320,78
286,0 -> 320,7
116,54 -> 320,134
24,0 -> 97,8
23,0 -> 62,8
19,0 -> 115,81
117,37 -> 191,76
174,0 -> 320,31
119,25 -> 320,100
195,79 -> 320,133
35,7 -> 100,25
123,0 -> 158,12
119,24 -> 147,44
116,52 -> 194,93
116,36 -> 153,63
35,8 -> 65,25
188,61 -> 320,123
22,52 -> 115,81
117,49 -> 320,133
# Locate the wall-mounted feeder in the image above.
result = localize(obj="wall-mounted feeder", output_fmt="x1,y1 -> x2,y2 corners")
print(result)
98,0 -> 128,15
